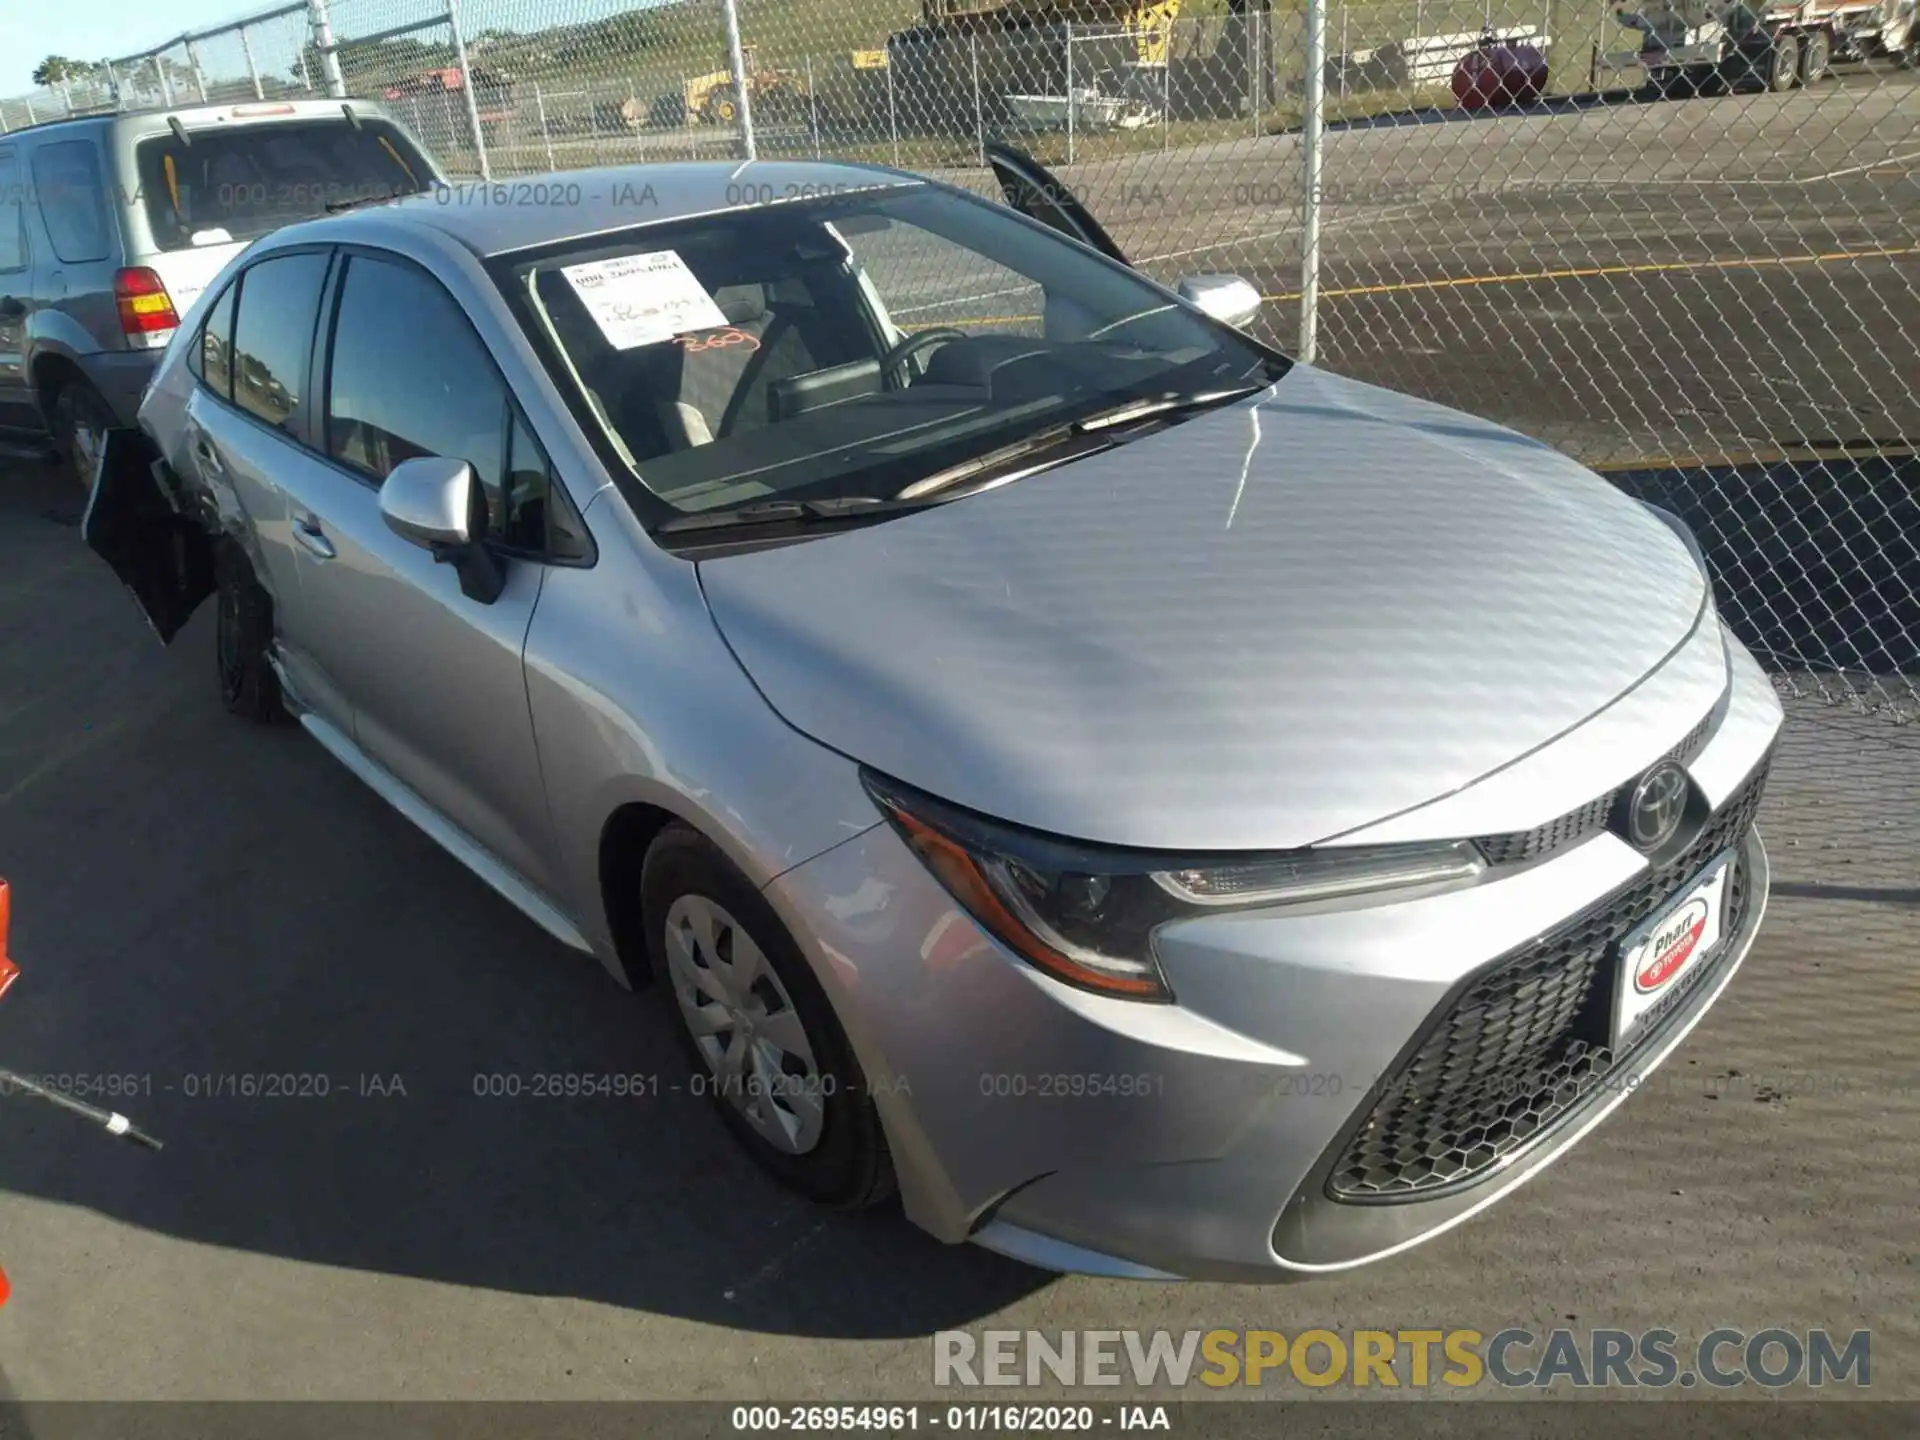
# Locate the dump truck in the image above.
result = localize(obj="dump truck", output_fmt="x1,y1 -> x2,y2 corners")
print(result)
1610,0 -> 1917,94
882,0 -> 1189,133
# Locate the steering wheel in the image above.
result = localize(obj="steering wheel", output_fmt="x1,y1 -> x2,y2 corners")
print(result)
880,327 -> 969,389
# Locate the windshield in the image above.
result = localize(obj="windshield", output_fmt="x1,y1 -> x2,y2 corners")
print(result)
134,118 -> 433,251
496,185 -> 1286,523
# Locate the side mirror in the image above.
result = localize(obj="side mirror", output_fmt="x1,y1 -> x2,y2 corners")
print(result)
378,455 -> 505,603
1177,274 -> 1262,330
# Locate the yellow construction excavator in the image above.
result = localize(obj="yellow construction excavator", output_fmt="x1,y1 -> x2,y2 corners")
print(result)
646,45 -> 808,129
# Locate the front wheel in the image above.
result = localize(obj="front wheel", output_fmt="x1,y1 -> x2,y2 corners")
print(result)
642,824 -> 895,1208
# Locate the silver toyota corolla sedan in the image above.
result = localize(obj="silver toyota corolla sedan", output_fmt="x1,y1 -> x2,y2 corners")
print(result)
89,151 -> 1781,1283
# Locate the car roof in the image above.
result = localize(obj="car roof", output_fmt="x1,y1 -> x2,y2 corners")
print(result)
0,97 -> 405,144
277,160 -> 929,259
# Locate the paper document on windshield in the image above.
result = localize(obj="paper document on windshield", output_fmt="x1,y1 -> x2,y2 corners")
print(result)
561,251 -> 730,349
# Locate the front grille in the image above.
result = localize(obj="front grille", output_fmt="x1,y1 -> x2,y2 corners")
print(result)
1326,754 -> 1770,1204
1474,709 -> 1717,868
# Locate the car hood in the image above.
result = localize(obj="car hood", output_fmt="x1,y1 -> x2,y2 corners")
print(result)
696,363 -> 1709,852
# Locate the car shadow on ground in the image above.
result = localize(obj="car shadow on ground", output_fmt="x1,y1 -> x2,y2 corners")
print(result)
0,447 -> 1910,1342
0,475 -> 1047,1339
1604,449 -> 1920,679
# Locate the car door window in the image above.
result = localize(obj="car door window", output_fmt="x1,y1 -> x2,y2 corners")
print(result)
325,253 -> 520,541
983,142 -> 1132,269
502,407 -> 559,555
229,250 -> 330,436
189,279 -> 238,400
0,154 -> 27,274
29,141 -> 112,265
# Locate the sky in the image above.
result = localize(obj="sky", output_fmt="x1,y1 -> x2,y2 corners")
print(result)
2,0 -> 263,95
3,0 -> 657,97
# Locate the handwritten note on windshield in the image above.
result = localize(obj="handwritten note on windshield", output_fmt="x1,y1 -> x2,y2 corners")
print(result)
561,250 -> 729,349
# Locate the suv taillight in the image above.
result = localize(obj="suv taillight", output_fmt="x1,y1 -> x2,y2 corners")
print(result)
114,268 -> 179,349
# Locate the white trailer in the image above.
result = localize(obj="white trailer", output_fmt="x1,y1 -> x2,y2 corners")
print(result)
1606,0 -> 1917,94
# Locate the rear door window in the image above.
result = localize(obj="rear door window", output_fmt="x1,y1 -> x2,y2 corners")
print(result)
191,279 -> 238,400
134,119 -> 432,253
30,140 -> 113,264
229,250 -> 331,436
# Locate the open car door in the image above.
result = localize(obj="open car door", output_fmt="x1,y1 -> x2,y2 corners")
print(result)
983,141 -> 1134,269
81,428 -> 215,645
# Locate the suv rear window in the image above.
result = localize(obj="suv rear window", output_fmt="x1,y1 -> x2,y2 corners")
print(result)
134,118 -> 432,252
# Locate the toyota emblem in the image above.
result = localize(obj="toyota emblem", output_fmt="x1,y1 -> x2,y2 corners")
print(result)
1625,761 -> 1690,852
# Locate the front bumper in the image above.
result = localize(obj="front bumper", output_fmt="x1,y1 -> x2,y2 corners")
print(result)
763,630 -> 1783,1283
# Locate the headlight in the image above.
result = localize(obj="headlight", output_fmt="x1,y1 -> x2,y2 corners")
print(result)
862,771 -> 1485,1003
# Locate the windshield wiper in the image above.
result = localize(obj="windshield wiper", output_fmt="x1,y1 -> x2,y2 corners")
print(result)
893,425 -> 1102,502
1071,382 -> 1267,433
667,384 -> 1274,528
654,496 -> 927,535
893,382 -> 1267,504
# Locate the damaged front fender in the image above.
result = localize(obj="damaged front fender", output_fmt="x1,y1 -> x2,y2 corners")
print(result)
81,427 -> 216,645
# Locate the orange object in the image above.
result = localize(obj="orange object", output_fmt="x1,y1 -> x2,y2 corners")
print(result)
0,878 -> 17,1003
0,1264 -> 10,1308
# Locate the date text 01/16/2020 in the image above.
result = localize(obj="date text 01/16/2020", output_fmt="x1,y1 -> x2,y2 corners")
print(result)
468,1072 -> 851,1099
730,1405 -> 1172,1431
0,1074 -> 408,1099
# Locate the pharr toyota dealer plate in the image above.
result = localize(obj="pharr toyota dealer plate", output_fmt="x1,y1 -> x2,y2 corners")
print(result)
1614,852 -> 1733,1051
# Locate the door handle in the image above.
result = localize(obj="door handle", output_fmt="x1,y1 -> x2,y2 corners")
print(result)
291,515 -> 336,561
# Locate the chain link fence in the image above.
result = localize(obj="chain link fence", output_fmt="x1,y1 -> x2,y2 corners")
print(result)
3,0 -> 1917,718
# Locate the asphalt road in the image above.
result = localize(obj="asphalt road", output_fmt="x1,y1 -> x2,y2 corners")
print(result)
0,66 -> 1917,1406
1042,64 -> 1920,460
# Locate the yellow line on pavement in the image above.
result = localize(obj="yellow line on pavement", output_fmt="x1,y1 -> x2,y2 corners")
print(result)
909,244 -> 1920,329
1265,244 -> 1920,303
1589,443 -> 1919,472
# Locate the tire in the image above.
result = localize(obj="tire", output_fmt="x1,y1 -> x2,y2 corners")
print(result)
51,379 -> 116,500
1770,34 -> 1800,90
641,823 -> 895,1209
709,95 -> 739,126
214,544 -> 285,723
1798,29 -> 1829,84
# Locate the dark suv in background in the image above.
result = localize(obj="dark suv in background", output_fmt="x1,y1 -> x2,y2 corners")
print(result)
0,98 -> 441,490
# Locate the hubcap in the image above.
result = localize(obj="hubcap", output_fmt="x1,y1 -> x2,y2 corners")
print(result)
664,894 -> 825,1155
69,417 -> 104,495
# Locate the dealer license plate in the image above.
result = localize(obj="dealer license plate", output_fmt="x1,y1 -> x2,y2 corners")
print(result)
1613,852 -> 1732,1051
